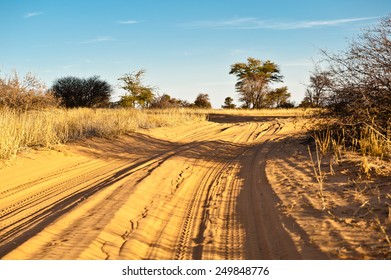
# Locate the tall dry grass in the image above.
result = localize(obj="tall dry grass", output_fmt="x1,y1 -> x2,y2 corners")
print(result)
312,122 -> 390,177
309,120 -> 391,253
0,108 -> 206,160
307,118 -> 391,212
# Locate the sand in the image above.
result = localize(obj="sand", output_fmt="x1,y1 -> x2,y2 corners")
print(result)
1,114 -> 389,259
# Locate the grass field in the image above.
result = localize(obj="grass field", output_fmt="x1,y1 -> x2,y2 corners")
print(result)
0,108 -> 207,160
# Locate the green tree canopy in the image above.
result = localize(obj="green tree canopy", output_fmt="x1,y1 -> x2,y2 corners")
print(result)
265,86 -> 291,108
229,57 -> 283,109
118,69 -> 154,108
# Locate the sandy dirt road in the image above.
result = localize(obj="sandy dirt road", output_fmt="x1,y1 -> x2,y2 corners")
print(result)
0,114 -> 369,259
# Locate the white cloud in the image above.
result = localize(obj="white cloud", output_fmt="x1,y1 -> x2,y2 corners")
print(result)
118,20 -> 139,24
186,17 -> 255,29
80,36 -> 114,44
279,17 -> 378,29
185,16 -> 378,30
24,12 -> 43,18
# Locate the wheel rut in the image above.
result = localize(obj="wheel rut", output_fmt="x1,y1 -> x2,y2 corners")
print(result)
1,117 -> 326,260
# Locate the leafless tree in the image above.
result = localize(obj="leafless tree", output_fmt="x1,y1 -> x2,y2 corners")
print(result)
321,14 -> 391,131
302,66 -> 332,108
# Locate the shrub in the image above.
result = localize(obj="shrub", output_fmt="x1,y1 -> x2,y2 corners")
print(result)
0,71 -> 59,111
52,76 -> 112,108
321,15 -> 391,132
194,93 -> 212,109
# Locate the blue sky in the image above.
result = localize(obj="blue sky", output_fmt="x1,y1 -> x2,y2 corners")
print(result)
1,0 -> 390,107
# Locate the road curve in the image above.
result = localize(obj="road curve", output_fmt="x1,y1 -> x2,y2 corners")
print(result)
0,114 -> 327,259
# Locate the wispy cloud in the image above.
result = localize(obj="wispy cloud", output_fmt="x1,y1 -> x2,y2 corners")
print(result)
185,16 -> 378,30
283,17 -> 378,29
80,36 -> 114,44
24,12 -> 43,18
117,20 -> 139,25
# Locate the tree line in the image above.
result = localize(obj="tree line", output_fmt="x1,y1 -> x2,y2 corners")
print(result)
0,59 -> 292,111
1,14 -> 388,120
50,62 -> 294,110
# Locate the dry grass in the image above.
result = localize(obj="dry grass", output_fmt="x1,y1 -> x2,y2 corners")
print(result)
0,107 -> 318,161
307,144 -> 327,210
312,122 -> 390,178
308,119 -> 391,256
0,108 -> 206,160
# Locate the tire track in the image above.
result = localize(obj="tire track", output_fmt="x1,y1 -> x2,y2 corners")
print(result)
1,117 -> 319,260
0,137 -> 217,258
0,160 -> 122,220
0,159 -> 93,198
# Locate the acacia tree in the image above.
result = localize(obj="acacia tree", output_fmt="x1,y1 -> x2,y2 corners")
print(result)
265,86 -> 291,108
52,76 -> 111,108
222,97 -> 236,109
321,14 -> 391,130
229,57 -> 283,109
118,69 -> 154,108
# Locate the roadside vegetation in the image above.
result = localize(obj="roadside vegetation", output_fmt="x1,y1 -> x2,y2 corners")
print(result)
302,15 -> 391,256
0,108 -> 206,160
308,14 -> 390,170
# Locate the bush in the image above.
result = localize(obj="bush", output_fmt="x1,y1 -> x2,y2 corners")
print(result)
322,15 -> 391,132
52,76 -> 112,108
194,93 -> 212,109
0,71 -> 59,111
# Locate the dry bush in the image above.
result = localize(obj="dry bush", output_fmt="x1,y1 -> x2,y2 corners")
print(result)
321,15 -> 391,134
0,71 -> 59,111
312,121 -> 390,160
308,15 -> 391,171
